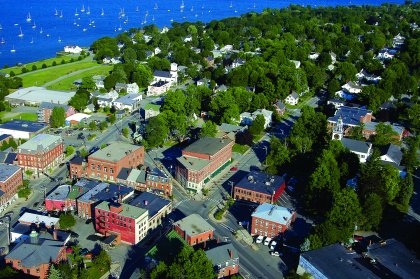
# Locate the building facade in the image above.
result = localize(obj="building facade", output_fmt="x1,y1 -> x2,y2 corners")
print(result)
251,203 -> 296,238
173,214 -> 214,246
205,243 -> 240,278
37,102 -> 76,123
16,134 -> 64,176
0,164 -> 23,212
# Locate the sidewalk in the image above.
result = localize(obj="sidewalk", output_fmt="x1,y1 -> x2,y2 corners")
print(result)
99,263 -> 121,279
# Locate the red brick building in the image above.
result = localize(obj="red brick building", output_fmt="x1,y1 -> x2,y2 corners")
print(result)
251,203 -> 296,238
95,201 -> 149,245
0,163 -> 23,211
174,213 -> 214,246
37,102 -> 76,123
205,243 -> 239,278
5,231 -> 67,279
176,137 -> 233,194
233,171 -> 286,204
70,142 -> 144,182
16,134 -> 64,177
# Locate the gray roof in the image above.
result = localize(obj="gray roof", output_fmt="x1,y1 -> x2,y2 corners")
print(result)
154,70 -> 171,78
5,233 -> 65,268
46,185 -> 71,201
0,151 -> 17,164
367,239 -> 420,279
39,102 -> 69,111
11,224 -> 70,243
219,123 -> 246,134
276,100 -> 286,110
328,106 -> 372,126
300,243 -> 379,279
18,134 -> 62,153
236,171 -> 285,196
129,192 -> 171,219
0,163 -> 21,182
0,120 -> 47,133
174,213 -> 214,236
5,86 -> 76,105
89,142 -> 143,162
341,138 -> 372,154
251,203 -> 294,225
147,167 -> 169,183
117,167 -> 131,180
177,156 -> 210,171
113,93 -> 141,105
183,137 -> 232,157
77,180 -> 133,203
364,122 -> 404,136
380,144 -> 403,166
205,243 -> 238,266
289,92 -> 299,99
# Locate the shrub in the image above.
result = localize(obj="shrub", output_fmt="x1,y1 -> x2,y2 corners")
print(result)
42,63 -> 47,69
52,61 -> 57,66
61,59 -> 66,64
21,67 -> 28,73
32,65 -> 37,71
214,209 -> 224,220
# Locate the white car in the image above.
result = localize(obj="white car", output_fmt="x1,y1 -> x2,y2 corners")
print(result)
256,235 -> 264,244
270,251 -> 282,257
264,237 -> 272,246
270,240 -> 277,250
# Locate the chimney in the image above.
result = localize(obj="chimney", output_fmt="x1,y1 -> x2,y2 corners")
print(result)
228,249 -> 233,259
118,194 -> 122,203
53,229 -> 58,240
144,200 -> 148,206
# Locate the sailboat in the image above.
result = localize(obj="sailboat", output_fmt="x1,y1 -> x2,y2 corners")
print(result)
101,8 -> 104,16
86,6 -> 90,15
75,8 -> 79,16
32,21 -> 36,29
154,3 -> 158,10
59,10 -> 63,18
180,0 -> 185,10
152,15 -> 155,21
10,45 -> 16,53
26,12 -> 32,22
81,4 -> 85,13
30,37 -> 34,44
58,36 -> 62,43
18,27 -> 24,37
230,1 -> 233,8
118,25 -> 122,31
39,27 -> 43,34
0,24 -> 2,30
55,9 -> 58,16
124,16 -> 129,24
120,8 -> 126,17
1,38 -> 5,44
136,6 -> 139,12
191,6 -> 194,12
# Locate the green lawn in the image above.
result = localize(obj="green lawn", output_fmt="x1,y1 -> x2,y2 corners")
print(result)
232,143 -> 250,154
21,61 -> 99,87
0,112 -> 37,122
1,55 -> 80,75
46,65 -> 112,91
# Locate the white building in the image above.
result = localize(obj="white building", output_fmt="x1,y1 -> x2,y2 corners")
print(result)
94,91 -> 119,108
65,113 -> 91,125
341,138 -> 372,163
112,94 -> 142,112
147,81 -> 171,96
285,92 -> 299,106
239,109 -> 273,129
64,45 -> 82,54
144,104 -> 161,120
0,120 -> 47,139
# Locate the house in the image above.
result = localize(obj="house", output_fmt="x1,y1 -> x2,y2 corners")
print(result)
147,81 -> 172,96
0,134 -> 12,146
308,52 -> 320,60
176,137 -> 233,193
112,93 -> 142,112
173,214 -> 214,246
183,35 -> 193,42
76,180 -> 134,219
102,57 -> 121,64
115,83 -> 140,94
342,81 -> 363,95
197,78 -> 210,87
205,56 -> 215,67
65,113 -> 91,126
154,47 -> 161,55
216,123 -> 247,141
340,138 -> 372,163
152,63 -> 178,85
83,104 -> 95,114
220,45 -> 233,53
215,84 -> 228,92
45,184 -> 72,212
205,243 -> 239,278
327,99 -> 346,109
239,109 -> 273,129
95,201 -> 148,245
274,100 -> 286,116
380,144 -> 403,167
298,243 -> 380,279
92,75 -> 106,89
285,92 -> 299,106
362,122 -> 404,141
231,58 -> 245,69
63,45 -> 82,54
356,69 -> 382,84
143,104 -> 161,120
376,48 -> 397,60
18,213 -> 59,229
233,171 -> 286,204
92,91 -> 119,108
116,168 -> 146,191
69,141 -> 144,182
5,231 -> 67,279
0,151 -> 17,165
17,134 -> 64,176
0,120 -> 47,140
392,34 -> 405,49
0,164 -> 23,212
290,60 -> 301,69
129,192 -> 172,231
251,203 -> 296,237
37,102 -> 76,123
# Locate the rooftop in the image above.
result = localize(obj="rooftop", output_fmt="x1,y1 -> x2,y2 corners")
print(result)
236,171 -> 285,195
183,137 -> 232,157
177,156 -> 210,171
18,134 -> 62,153
328,106 -> 372,126
18,213 -> 59,227
96,201 -> 148,220
174,213 -> 214,236
0,120 -> 47,133
251,203 -> 294,225
219,123 -> 246,134
65,113 -> 90,123
205,243 -> 238,266
46,185 -> 70,201
154,70 -> 171,78
0,163 -> 21,182
89,142 -> 143,162
341,138 -> 372,154
114,93 -> 142,105
300,243 -> 379,279
39,102 -> 70,111
6,86 -> 76,105
364,122 -> 404,136
77,180 -> 133,203
144,104 -> 161,112
380,144 -> 403,166
129,192 -> 171,218
147,167 -> 169,183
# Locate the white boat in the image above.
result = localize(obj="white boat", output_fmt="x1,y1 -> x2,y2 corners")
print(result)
120,8 -> 126,17
30,37 -> 34,44
152,15 -> 155,21
230,1 -> 233,8
86,6 -> 90,15
101,8 -> 104,16
82,28 -> 87,32
180,0 -> 185,9
18,27 -> 24,37
75,8 -> 79,16
32,21 -> 36,29
46,33 -> 50,37
26,12 -> 31,22
39,27 -> 43,34
14,23 -> 19,26
81,4 -> 85,13
136,6 -> 139,12
0,24 -> 2,30
118,25 -> 122,31
124,17 -> 128,24
59,10 -> 63,18
10,45 -> 16,53
1,37 -> 5,44
170,18 -> 174,22
55,9 -> 58,16
191,6 -> 194,12
154,3 -> 158,10
58,37 -> 62,43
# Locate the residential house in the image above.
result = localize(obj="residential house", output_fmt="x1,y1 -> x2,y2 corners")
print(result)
239,109 -> 272,129
274,100 -> 286,116
342,81 -> 363,94
356,69 -> 382,84
376,48 -> 397,60
380,144 -> 403,167
65,113 -> 91,126
183,35 -> 193,43
197,78 -> 210,87
216,123 -> 247,142
392,34 -> 405,49
92,75 -> 105,89
341,138 -> 372,163
143,104 -> 161,120
231,58 -> 245,69
174,214 -> 214,246
37,102 -> 76,123
102,57 -> 121,64
205,243 -> 239,278
0,164 -> 23,212
233,171 -> 286,204
112,93 -> 142,112
147,81 -> 172,96
92,91 -> 119,108
251,203 -> 296,237
115,83 -> 140,94
289,60 -> 301,69
327,99 -> 346,109
0,120 -> 47,140
362,122 -> 404,141
45,184 -> 72,212
17,134 -> 64,176
285,92 -> 299,106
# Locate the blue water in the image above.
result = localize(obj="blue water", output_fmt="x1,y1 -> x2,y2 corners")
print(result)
0,0 -> 405,67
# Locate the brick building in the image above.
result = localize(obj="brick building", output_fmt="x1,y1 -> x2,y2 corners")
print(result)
174,213 -> 214,246
205,243 -> 239,278
251,203 -> 296,238
69,142 -> 144,182
0,163 -> 23,212
45,185 -> 72,212
176,137 -> 233,193
5,231 -> 67,279
37,102 -> 76,123
16,134 -> 64,177
95,201 -> 148,245
233,171 -> 286,204
76,180 -> 134,219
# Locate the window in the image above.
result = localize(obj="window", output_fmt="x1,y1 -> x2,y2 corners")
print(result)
97,165 -> 101,170
104,167 -> 107,172
110,168 -> 114,174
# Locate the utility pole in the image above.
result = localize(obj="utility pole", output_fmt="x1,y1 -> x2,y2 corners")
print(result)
229,181 -> 234,198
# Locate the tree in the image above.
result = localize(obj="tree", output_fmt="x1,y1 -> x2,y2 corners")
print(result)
89,121 -> 97,130
50,107 -> 66,128
99,121 -> 108,131
362,193 -> 383,231
372,123 -> 399,146
48,264 -> 62,279
145,115 -> 169,148
69,89 -> 90,111
59,213 -> 76,229
200,121 -> 218,138
94,250 -> 111,273
122,127 -> 129,138
17,186 -> 31,200
248,114 -> 266,138
394,174 -> 414,213
108,114 -> 116,124
80,77 -> 96,91
401,136 -> 419,172
133,64 -> 153,88
163,90 -> 186,115
65,146 -> 75,156
265,137 -> 290,175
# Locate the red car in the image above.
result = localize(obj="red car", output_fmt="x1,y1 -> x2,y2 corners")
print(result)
230,167 -> 238,171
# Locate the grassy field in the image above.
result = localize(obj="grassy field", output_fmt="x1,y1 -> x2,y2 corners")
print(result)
46,65 -> 112,91
20,61 -> 99,87
232,143 -> 250,154
0,111 -> 38,122
0,55 -> 80,75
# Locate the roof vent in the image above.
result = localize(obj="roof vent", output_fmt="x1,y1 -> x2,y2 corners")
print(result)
107,153 -> 111,157
22,124 -> 28,128
247,176 -> 253,182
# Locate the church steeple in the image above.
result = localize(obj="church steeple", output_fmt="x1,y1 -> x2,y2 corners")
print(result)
332,116 -> 343,140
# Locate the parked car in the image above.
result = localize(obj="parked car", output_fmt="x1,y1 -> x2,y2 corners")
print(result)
264,237 -> 272,246
270,251 -> 282,257
230,167 -> 238,171
33,202 -> 39,208
80,248 -> 89,256
70,231 -> 79,238
270,240 -> 277,250
256,235 -> 264,244
287,186 -> 295,192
